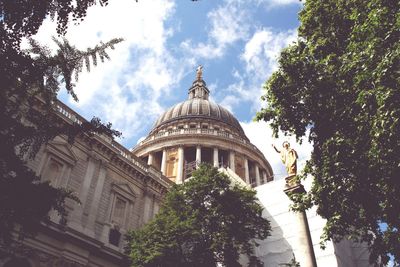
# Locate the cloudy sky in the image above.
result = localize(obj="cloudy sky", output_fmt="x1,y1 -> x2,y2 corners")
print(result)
32,0 -> 312,179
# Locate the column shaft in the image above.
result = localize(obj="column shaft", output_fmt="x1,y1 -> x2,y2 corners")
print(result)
196,146 -> 201,167
262,171 -> 267,184
161,149 -> 167,175
69,157 -> 97,231
255,164 -> 261,186
176,147 -> 184,184
147,153 -> 153,166
213,148 -> 219,167
86,163 -> 107,237
244,158 -> 250,184
229,151 -> 235,172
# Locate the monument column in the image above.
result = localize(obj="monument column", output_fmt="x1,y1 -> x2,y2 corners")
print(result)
284,180 -> 317,267
213,147 -> 219,167
196,145 -> 201,167
229,151 -> 235,172
176,147 -> 184,184
161,149 -> 167,175
255,164 -> 261,186
244,158 -> 250,184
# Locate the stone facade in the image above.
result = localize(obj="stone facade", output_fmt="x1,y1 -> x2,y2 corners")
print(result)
0,101 -> 171,267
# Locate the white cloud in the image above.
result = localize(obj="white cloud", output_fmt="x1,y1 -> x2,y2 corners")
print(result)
242,28 -> 297,77
180,1 -> 249,59
240,120 -> 313,180
31,0 -> 193,144
219,28 -> 297,113
253,0 -> 303,9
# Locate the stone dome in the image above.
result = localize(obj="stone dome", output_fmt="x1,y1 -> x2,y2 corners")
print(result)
132,66 -> 273,187
150,97 -> 246,137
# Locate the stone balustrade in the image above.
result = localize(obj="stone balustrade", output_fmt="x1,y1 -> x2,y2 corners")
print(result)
54,100 -> 170,186
139,127 -> 261,153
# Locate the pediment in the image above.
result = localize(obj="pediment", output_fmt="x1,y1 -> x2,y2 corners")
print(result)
46,140 -> 78,165
112,182 -> 137,200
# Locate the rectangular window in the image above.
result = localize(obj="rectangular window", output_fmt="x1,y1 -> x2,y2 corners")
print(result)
112,197 -> 127,226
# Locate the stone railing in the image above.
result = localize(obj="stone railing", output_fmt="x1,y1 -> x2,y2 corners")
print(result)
55,100 -> 170,186
139,127 -> 261,153
56,101 -> 85,125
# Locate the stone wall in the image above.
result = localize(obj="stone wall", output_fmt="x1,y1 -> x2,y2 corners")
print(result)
1,132 -> 170,267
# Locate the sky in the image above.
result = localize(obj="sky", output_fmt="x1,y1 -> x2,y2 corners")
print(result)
30,0 -> 313,179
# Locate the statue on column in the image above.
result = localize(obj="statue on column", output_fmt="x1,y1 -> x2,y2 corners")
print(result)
272,141 -> 298,176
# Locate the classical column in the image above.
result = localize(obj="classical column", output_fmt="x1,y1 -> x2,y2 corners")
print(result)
86,162 -> 107,237
262,171 -> 267,184
213,147 -> 219,167
147,153 -> 154,166
176,147 -> 184,184
196,145 -> 201,167
244,158 -> 250,184
229,150 -> 235,172
69,156 -> 97,231
255,164 -> 261,186
284,183 -> 317,267
161,149 -> 167,175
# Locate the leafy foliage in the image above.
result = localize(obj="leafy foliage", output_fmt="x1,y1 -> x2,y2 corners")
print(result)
126,164 -> 271,267
0,36 -> 122,248
256,0 -> 400,264
0,0 -> 123,251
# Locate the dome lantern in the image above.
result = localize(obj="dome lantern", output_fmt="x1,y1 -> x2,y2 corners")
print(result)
188,65 -> 209,100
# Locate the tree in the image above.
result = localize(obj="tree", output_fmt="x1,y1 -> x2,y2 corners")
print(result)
256,0 -> 400,264
0,36 -> 122,249
0,0 -> 122,251
126,164 -> 271,267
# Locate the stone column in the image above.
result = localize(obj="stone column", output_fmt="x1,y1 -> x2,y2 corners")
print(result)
229,150 -> 235,172
161,149 -> 167,175
244,158 -> 250,184
284,182 -> 317,267
196,145 -> 201,167
213,147 -> 219,167
86,162 -> 107,237
68,156 -> 97,231
255,164 -> 261,186
176,147 -> 184,184
262,171 -> 267,184
147,153 -> 154,166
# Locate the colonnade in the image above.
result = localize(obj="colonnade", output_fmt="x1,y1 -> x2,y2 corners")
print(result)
146,145 -> 269,187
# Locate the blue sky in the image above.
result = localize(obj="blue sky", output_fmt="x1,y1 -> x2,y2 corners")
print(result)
31,0 -> 312,178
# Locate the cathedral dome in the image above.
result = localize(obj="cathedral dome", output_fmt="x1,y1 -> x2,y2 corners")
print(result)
132,66 -> 273,187
150,79 -> 245,138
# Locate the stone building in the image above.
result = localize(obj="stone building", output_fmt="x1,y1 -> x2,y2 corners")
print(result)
0,101 -> 171,267
132,72 -> 273,187
1,70 -> 371,267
